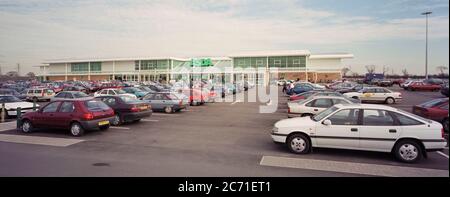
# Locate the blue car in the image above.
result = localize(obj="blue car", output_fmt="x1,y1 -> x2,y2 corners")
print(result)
287,84 -> 315,95
122,87 -> 149,98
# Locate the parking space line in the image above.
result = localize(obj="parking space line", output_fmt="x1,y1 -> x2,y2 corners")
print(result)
141,119 -> 160,122
231,100 -> 241,105
151,113 -> 179,117
0,134 -> 84,147
260,156 -> 449,177
436,151 -> 449,159
110,126 -> 130,130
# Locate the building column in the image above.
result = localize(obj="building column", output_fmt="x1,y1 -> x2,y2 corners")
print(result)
112,61 -> 116,80
88,62 -> 91,81
65,63 -> 68,81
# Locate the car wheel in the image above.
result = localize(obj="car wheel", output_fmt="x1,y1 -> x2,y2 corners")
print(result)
21,120 -> 33,133
443,119 -> 449,133
165,106 -> 173,113
385,97 -> 395,104
133,119 -> 141,123
112,114 -> 122,126
287,134 -> 311,154
70,122 -> 85,137
394,140 -> 422,163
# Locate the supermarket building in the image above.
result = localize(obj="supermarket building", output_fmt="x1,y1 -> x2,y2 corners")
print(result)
39,50 -> 353,85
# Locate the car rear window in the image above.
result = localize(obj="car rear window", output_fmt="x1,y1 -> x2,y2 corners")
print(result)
84,100 -> 110,111
419,98 -> 448,108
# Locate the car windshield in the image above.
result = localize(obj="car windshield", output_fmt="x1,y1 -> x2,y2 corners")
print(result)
120,95 -> 140,103
73,92 -> 89,98
84,100 -> 110,111
312,106 -> 339,121
0,95 -> 22,103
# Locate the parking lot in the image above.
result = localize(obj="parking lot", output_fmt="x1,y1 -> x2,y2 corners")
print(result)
0,86 -> 448,177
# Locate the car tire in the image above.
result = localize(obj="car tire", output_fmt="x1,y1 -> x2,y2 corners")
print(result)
21,119 -> 33,133
112,114 -> 122,126
133,119 -> 141,123
165,106 -> 173,113
442,119 -> 449,133
70,122 -> 85,137
287,134 -> 311,154
393,140 -> 423,163
385,97 -> 395,104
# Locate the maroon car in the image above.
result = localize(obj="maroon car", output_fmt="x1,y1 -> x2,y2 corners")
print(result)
407,82 -> 441,91
20,99 -> 115,136
413,98 -> 449,133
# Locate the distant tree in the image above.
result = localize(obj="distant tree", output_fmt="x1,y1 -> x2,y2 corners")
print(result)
26,72 -> 36,78
382,65 -> 389,76
341,67 -> 351,77
6,71 -> 19,77
436,66 -> 448,76
401,69 -> 409,77
352,72 -> 360,77
365,65 -> 376,74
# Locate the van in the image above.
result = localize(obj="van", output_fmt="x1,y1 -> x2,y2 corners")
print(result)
26,88 -> 55,102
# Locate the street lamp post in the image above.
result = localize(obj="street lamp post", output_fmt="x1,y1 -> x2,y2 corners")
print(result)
422,11 -> 432,79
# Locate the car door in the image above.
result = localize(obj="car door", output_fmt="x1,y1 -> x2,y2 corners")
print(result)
305,98 -> 334,115
314,109 -> 361,149
358,109 -> 401,152
57,101 -> 76,128
37,102 -> 61,128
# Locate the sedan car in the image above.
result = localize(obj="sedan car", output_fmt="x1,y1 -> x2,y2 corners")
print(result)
271,104 -> 447,163
51,91 -> 92,101
96,95 -> 152,126
344,87 -> 402,104
407,82 -> 441,91
0,95 -> 39,118
141,92 -> 188,113
94,88 -> 137,99
413,98 -> 449,133
287,96 -> 357,118
20,99 -> 115,136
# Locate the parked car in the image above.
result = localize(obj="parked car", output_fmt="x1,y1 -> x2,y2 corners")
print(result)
377,79 -> 393,87
271,104 -> 447,163
51,91 -> 92,101
407,82 -> 441,91
94,88 -> 137,99
289,90 -> 325,101
20,99 -> 115,136
25,88 -> 55,102
0,95 -> 39,118
392,79 -> 405,86
335,84 -> 371,94
122,87 -> 149,98
441,83 -> 449,97
286,83 -> 316,95
344,87 -> 402,104
63,85 -> 88,93
141,92 -> 188,113
287,96 -> 358,118
423,78 -> 444,85
0,88 -> 27,100
98,83 -> 123,90
96,95 -> 152,126
413,98 -> 449,133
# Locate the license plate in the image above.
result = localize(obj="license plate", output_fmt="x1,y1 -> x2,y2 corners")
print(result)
98,120 -> 109,126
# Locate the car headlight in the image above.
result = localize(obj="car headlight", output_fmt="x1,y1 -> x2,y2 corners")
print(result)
272,127 -> 279,133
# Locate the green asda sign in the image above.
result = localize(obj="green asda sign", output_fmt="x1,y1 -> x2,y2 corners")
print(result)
191,58 -> 213,67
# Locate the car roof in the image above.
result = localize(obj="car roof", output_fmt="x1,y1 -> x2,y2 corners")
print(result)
334,103 -> 397,111
308,95 -> 347,100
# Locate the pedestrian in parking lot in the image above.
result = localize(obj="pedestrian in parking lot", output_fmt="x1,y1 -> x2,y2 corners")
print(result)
282,83 -> 287,93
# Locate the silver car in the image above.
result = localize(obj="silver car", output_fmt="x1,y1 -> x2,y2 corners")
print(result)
51,91 -> 93,101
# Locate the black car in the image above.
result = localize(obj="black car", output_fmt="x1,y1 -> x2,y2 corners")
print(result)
95,95 -> 152,126
441,83 -> 449,97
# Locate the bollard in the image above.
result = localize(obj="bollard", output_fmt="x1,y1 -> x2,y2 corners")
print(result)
1,103 -> 5,123
16,107 -> 22,130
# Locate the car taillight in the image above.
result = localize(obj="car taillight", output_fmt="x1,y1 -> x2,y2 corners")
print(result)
130,105 -> 139,112
83,113 -> 94,120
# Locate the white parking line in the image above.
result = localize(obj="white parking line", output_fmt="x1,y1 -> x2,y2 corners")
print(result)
141,119 -> 160,122
110,126 -> 130,130
436,151 -> 449,159
0,134 -> 84,147
260,156 -> 449,177
231,100 -> 241,105
151,113 -> 179,117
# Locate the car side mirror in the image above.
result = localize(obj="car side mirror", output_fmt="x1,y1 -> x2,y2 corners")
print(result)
322,119 -> 332,126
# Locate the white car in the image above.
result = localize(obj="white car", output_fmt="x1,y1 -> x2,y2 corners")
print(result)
271,104 -> 446,163
344,87 -> 402,104
287,96 -> 357,118
94,88 -> 137,99
0,95 -> 39,118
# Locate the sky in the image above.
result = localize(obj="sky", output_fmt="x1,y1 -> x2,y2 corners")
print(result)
0,0 -> 448,75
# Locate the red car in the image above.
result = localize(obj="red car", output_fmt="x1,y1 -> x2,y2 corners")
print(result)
289,91 -> 320,101
20,99 -> 115,136
182,88 -> 207,105
413,98 -> 449,133
98,83 -> 124,90
407,82 -> 441,91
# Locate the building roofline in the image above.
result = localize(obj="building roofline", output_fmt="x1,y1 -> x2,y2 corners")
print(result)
43,57 -> 190,64
309,53 -> 354,59
228,50 -> 311,58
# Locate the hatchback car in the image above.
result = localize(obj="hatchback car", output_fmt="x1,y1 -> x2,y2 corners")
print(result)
344,87 -> 402,104
20,100 -> 115,136
287,96 -> 358,118
141,92 -> 188,113
0,95 -> 39,118
96,95 -> 152,126
272,104 -> 447,163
